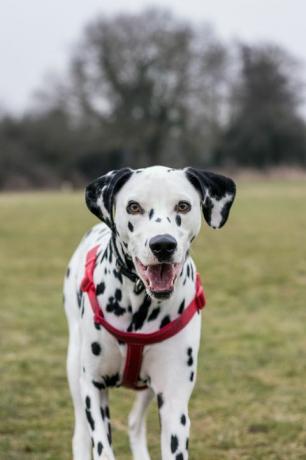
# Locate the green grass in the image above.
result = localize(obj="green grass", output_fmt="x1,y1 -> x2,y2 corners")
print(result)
1,181 -> 306,459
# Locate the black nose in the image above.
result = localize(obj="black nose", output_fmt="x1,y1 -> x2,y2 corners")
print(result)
149,234 -> 177,260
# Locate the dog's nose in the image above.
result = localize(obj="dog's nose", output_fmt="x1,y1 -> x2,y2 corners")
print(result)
149,234 -> 177,260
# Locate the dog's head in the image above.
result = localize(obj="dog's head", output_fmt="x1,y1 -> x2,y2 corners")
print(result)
86,166 -> 236,299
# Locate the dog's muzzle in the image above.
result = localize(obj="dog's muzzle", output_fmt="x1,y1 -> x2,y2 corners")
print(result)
135,258 -> 182,298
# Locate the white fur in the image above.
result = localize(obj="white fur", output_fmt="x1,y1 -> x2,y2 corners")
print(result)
63,166 -> 229,459
206,192 -> 234,228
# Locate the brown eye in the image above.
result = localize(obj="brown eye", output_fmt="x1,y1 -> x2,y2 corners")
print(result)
176,201 -> 191,214
127,201 -> 143,214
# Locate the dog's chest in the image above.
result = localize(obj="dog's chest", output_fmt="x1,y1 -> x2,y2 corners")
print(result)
93,259 -> 174,334
79,225 -> 198,384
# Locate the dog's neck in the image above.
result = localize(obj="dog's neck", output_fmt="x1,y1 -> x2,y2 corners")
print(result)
111,233 -> 140,287
93,232 -> 197,333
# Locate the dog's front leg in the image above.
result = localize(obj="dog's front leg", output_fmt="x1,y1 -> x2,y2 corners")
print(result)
129,388 -> 154,460
157,390 -> 191,460
80,375 -> 115,460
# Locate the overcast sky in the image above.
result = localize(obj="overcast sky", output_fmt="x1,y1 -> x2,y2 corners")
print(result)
1,0 -> 305,113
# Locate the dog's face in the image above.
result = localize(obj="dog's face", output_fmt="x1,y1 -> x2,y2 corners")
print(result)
86,166 -> 236,299
114,167 -> 202,297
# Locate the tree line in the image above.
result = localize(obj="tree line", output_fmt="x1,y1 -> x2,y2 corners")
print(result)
0,9 -> 306,189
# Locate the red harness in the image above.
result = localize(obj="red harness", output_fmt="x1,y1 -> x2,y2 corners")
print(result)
81,245 -> 206,390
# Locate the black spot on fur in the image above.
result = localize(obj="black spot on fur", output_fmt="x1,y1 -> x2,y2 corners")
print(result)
176,215 -> 182,226
105,406 -> 110,419
181,414 -> 186,425
203,196 -> 214,226
128,222 -> 134,232
100,407 -> 105,420
171,435 -> 179,453
115,289 -> 122,301
96,282 -> 105,296
107,422 -> 112,445
108,241 -> 113,263
187,265 -> 190,278
66,267 -> 70,278
160,315 -> 171,328
155,217 -> 162,223
93,380 -> 105,390
127,295 -> 151,331
106,295 -> 126,316
167,217 -> 171,223
176,453 -> 184,460
149,209 -> 154,219
190,264 -> 194,281
77,289 -> 83,308
190,371 -> 194,382
187,348 -> 193,366
157,393 -> 164,409
85,399 -> 95,431
94,322 -> 101,330
186,438 -> 189,450
113,269 -> 123,283
97,441 -> 103,455
178,300 -> 185,314
148,307 -> 160,321
104,373 -> 120,387
102,247 -> 108,261
91,342 -> 101,356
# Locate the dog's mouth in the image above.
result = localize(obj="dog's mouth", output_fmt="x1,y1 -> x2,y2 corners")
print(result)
135,258 -> 182,298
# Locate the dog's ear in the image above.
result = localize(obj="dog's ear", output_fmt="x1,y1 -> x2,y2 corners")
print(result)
185,168 -> 236,228
85,168 -> 134,229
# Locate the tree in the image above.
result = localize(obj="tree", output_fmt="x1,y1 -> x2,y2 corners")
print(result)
215,44 -> 306,167
61,9 -> 228,166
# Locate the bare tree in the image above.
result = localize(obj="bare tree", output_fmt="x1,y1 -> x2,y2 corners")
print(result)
63,9 -> 228,165
215,44 -> 306,167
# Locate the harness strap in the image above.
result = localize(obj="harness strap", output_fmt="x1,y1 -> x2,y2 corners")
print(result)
124,343 -> 146,389
81,245 -> 206,389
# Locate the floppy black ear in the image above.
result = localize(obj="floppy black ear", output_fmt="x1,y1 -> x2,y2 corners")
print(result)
185,168 -> 236,228
85,168 -> 134,229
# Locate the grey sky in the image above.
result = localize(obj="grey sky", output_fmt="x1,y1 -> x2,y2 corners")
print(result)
1,0 -> 305,113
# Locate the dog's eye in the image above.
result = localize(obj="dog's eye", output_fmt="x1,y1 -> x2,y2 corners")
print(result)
175,201 -> 191,214
127,201 -> 144,215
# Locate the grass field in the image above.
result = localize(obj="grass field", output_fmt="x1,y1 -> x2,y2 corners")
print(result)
1,180 -> 306,460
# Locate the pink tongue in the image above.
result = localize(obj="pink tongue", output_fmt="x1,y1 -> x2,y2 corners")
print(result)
147,264 -> 174,291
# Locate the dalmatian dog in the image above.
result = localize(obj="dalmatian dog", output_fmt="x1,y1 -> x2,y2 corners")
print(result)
64,166 -> 236,460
